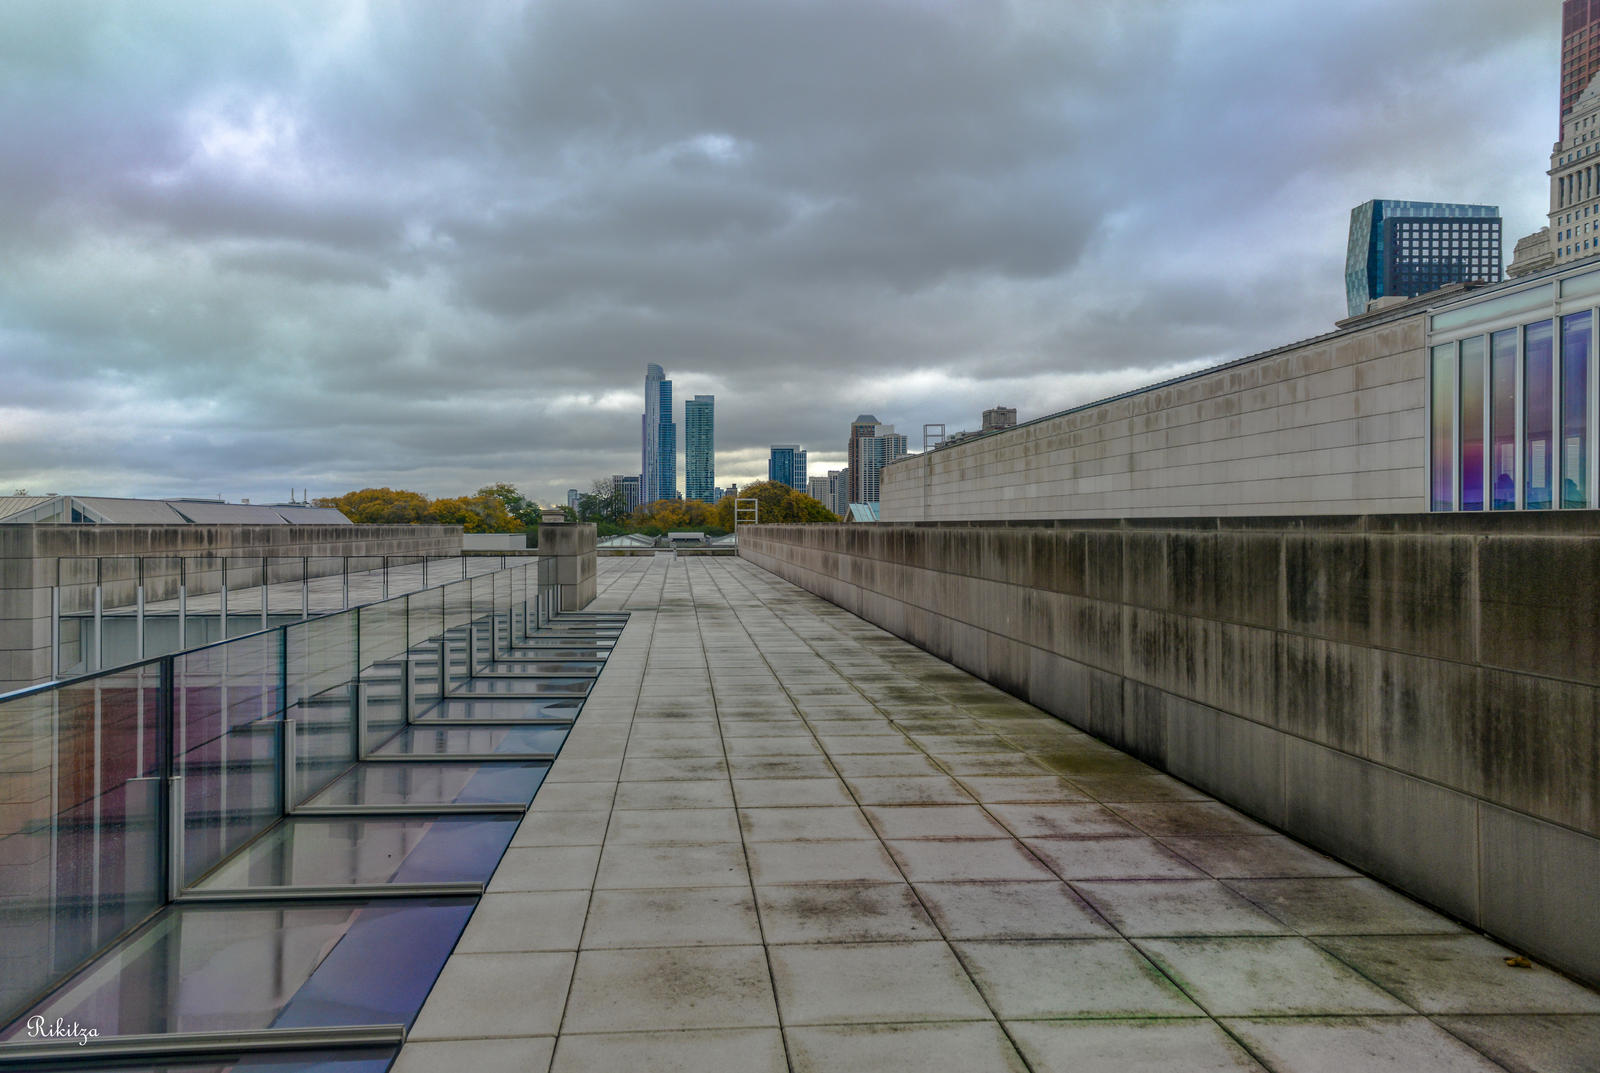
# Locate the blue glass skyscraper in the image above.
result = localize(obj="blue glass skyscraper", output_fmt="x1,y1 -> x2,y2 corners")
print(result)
1345,200 -> 1502,317
768,445 -> 807,492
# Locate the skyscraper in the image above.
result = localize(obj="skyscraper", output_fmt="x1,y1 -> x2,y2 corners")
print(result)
684,395 -> 715,503
1344,201 -> 1502,318
641,364 -> 676,503
768,445 -> 808,491
846,414 -> 881,504
1565,1 -> 1600,128
857,425 -> 907,503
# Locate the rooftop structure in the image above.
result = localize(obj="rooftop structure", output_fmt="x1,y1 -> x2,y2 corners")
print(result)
0,494 -> 352,525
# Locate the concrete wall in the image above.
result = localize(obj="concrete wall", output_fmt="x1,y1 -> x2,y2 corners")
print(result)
0,524 -> 462,693
740,515 -> 1600,985
881,314 -> 1428,520
462,533 -> 531,551
537,522 -> 598,610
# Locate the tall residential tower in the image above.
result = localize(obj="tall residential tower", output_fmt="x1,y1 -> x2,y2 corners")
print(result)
641,364 -> 677,503
1344,201 -> 1502,317
684,395 -> 715,503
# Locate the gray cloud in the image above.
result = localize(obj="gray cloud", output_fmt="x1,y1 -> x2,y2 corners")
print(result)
0,0 -> 1559,501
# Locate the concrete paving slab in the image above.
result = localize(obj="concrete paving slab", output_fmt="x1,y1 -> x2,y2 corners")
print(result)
914,880 -> 1116,940
613,778 -> 735,809
886,838 -> 1058,882
581,886 -> 762,948
1224,1015 -> 1507,1073
986,801 -> 1141,838
755,881 -> 939,943
1317,934 -> 1600,1014
562,946 -> 778,1032
1074,879 -> 1294,937
408,951 -> 575,1040
594,841 -> 749,889
1024,835 -> 1207,879
1434,1014 -> 1600,1073
1227,877 -> 1467,935
1006,1019 -> 1267,1073
768,941 -> 991,1026
785,1020 -> 1029,1073
456,891 -> 593,953
550,1029 -> 786,1073
739,805 -> 878,842
1137,937 -> 1414,1016
746,838 -> 904,885
864,804 -> 1013,840
956,938 -> 1204,1019
391,1036 -> 555,1073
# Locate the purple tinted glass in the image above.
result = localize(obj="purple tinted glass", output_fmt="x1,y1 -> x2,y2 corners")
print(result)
1459,335 -> 1486,511
1430,344 -> 1456,510
1490,329 -> 1517,509
1525,321 -> 1555,509
1561,311 -> 1591,507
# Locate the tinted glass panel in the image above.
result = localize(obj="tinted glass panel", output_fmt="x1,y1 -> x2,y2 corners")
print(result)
1459,335 -> 1486,511
192,816 -> 516,889
413,697 -> 582,722
1561,310 -> 1591,507
0,899 -> 472,1039
3,1047 -> 397,1073
1525,320 -> 1555,509
369,725 -> 570,757
1430,343 -> 1456,510
1490,328 -> 1518,509
449,677 -> 591,697
304,761 -> 549,808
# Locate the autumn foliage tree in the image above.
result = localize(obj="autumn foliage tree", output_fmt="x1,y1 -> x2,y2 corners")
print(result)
316,486 -> 529,533
707,481 -> 839,528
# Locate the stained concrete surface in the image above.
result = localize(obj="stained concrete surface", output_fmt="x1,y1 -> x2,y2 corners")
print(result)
394,554 -> 1600,1073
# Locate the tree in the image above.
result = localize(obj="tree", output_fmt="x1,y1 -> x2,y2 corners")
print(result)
477,483 -> 540,528
425,493 -> 520,533
708,481 -> 839,527
577,478 -> 628,524
316,487 -> 430,524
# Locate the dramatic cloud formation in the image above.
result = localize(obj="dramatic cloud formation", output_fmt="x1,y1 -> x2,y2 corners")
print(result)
0,0 -> 1558,503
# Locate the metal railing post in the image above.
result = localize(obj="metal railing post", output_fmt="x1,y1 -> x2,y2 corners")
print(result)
342,556 -> 350,610
259,556 -> 269,631
135,585 -> 146,661
92,583 -> 103,672
221,561 -> 230,641
354,681 -> 369,759
281,718 -> 297,813
50,586 -> 60,680
167,775 -> 186,901
301,557 -> 310,619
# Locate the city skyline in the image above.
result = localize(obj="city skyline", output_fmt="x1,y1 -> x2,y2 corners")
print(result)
0,1 -> 1559,505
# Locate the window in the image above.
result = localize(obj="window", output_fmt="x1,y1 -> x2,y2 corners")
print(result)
1431,343 -> 1456,511
1525,320 -> 1555,510
1561,311 -> 1592,507
1490,329 -> 1518,509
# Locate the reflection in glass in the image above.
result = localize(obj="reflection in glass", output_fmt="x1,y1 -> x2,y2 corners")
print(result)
1459,335 -> 1486,511
414,697 -> 582,722
0,899 -> 472,1039
1561,311 -> 1591,507
1490,328 -> 1518,509
449,676 -> 591,697
305,761 -> 549,808
369,724 -> 570,757
1430,343 -> 1456,510
478,660 -> 603,677
193,816 -> 517,889
1525,320 -> 1555,509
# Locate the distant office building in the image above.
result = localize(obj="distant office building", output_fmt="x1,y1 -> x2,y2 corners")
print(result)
684,394 -> 715,503
566,488 -> 581,512
807,476 -> 831,504
846,415 -> 882,504
1345,201 -> 1502,317
982,407 -> 1018,432
713,486 -> 727,502
1565,1 -> 1600,127
829,469 -> 849,517
857,425 -> 908,504
1548,75 -> 1600,265
641,364 -> 676,503
610,474 -> 642,515
768,445 -> 808,492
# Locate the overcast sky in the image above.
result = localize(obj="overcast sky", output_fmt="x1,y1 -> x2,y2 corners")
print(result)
0,0 -> 1559,505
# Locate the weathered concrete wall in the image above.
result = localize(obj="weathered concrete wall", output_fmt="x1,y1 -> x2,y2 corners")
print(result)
0,524 -> 462,692
881,314 -> 1428,520
538,522 -> 597,610
741,515 -> 1600,985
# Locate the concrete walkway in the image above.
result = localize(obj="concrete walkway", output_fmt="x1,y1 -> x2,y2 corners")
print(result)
395,554 -> 1600,1073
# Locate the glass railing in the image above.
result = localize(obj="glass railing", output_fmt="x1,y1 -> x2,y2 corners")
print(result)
0,553 -> 610,1068
47,553 -> 533,682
